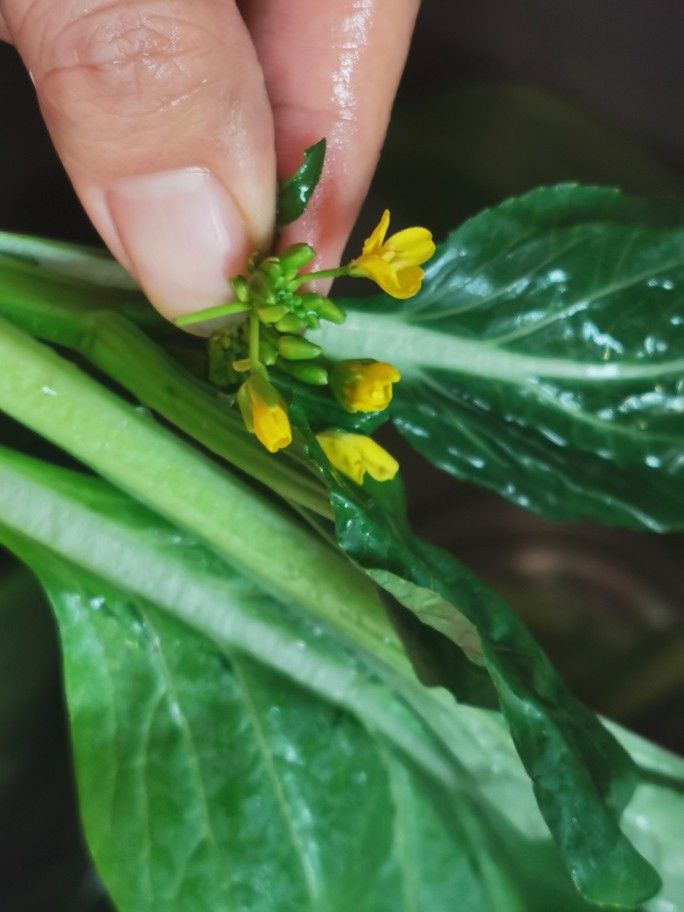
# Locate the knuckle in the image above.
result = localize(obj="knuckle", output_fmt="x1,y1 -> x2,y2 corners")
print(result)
36,1 -> 214,118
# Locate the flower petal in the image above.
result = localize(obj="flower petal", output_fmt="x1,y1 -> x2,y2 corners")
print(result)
351,256 -> 403,296
253,403 -> 292,453
316,429 -> 399,484
316,432 -> 365,484
385,227 -> 436,265
392,265 -> 425,299
361,209 -> 391,257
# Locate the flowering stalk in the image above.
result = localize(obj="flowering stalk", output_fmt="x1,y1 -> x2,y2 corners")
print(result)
174,197 -> 434,477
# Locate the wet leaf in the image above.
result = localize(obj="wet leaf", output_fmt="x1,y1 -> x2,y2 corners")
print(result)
316,185 -> 684,531
276,139 -> 326,228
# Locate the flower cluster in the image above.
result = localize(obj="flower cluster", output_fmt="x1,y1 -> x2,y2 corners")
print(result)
176,210 -> 435,485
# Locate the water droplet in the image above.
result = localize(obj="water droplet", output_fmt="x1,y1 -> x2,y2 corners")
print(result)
548,268 -> 568,284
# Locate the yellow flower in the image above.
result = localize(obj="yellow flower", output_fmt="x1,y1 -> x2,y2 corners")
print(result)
316,430 -> 399,485
330,359 -> 401,413
349,209 -> 435,299
237,374 -> 292,453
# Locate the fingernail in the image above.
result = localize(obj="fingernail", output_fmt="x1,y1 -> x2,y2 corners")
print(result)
106,169 -> 250,320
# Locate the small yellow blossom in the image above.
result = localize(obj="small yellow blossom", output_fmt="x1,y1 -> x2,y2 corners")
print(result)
349,209 -> 435,299
237,374 -> 292,453
316,429 -> 399,485
330,359 -> 401,413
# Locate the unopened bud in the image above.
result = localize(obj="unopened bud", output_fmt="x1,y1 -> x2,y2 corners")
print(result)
280,359 -> 329,386
248,271 -> 276,306
259,340 -> 278,366
257,304 -> 289,324
315,298 -> 346,324
279,243 -> 316,271
299,292 -> 324,312
231,275 -> 249,303
304,313 -> 321,330
258,257 -> 283,285
275,314 -> 306,333
278,335 -> 322,361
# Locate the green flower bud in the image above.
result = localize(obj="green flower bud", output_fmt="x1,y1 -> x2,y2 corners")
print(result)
275,314 -> 306,333
277,335 -> 322,361
248,271 -> 276,306
298,292 -> 324,312
304,313 -> 321,330
231,275 -> 249,303
315,297 -> 346,324
279,243 -> 316,271
258,257 -> 283,285
259,339 -> 279,366
257,304 -> 290,324
279,359 -> 329,386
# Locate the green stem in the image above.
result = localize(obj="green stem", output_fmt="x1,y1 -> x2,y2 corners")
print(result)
174,300 -> 250,327
290,266 -> 350,290
92,314 -> 330,515
0,287 -> 331,516
248,312 -> 260,369
0,317 -> 412,677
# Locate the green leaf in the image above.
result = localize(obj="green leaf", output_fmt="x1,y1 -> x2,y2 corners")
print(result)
0,227 -> 676,909
0,317 -> 401,666
315,185 -> 684,531
611,725 -> 684,910
276,139 -> 326,227
0,230 -> 170,337
0,448 -> 609,912
298,419 -> 661,908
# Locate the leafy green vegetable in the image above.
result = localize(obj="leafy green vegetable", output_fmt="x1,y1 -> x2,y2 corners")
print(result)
0,450 -> 603,912
299,419 -> 661,907
315,185 -> 684,532
2,181 -> 683,909
276,139 -> 326,227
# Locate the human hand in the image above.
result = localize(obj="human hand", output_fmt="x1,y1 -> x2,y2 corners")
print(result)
0,0 -> 420,320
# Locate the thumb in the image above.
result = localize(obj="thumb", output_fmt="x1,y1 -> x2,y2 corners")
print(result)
1,0 -> 276,320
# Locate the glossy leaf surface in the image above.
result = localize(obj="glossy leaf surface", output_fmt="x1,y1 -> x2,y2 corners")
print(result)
298,418 -> 661,907
276,139 -> 326,227
0,210 -> 681,909
0,448 -> 610,912
316,185 -> 684,531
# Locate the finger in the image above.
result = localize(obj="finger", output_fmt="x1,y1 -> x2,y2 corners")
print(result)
243,0 -> 420,272
0,0 -> 276,320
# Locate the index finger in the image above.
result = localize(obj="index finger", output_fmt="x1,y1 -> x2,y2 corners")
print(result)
243,0 -> 421,271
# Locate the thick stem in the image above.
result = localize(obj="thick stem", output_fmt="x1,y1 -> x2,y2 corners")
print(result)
0,316 -> 410,676
0,288 -> 332,516
248,312 -> 260,369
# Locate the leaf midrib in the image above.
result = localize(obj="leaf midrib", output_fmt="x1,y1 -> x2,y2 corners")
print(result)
314,312 -> 684,383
